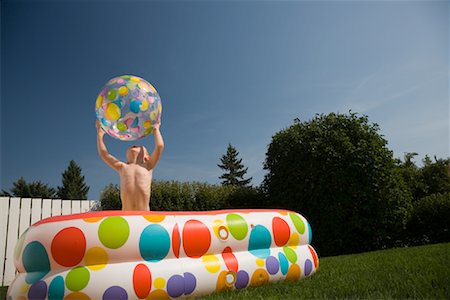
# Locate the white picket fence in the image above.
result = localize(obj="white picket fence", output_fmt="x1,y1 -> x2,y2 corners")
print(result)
0,197 -> 96,286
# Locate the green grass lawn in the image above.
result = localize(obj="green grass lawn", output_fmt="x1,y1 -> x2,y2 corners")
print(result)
201,243 -> 450,299
1,243 -> 449,299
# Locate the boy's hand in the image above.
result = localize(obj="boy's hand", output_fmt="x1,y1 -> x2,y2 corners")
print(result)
153,120 -> 161,131
96,120 -> 105,137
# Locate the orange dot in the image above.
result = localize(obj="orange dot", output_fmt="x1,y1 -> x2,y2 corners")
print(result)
222,247 -> 238,272
250,268 -> 269,287
143,215 -> 166,223
83,217 -> 103,223
272,217 -> 291,247
285,264 -> 301,281
172,224 -> 180,258
64,292 -> 91,300
182,220 -> 211,258
51,227 -> 86,267
147,289 -> 169,300
133,263 -> 151,299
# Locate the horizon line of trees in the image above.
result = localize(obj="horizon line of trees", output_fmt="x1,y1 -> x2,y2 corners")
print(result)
2,111 -> 449,257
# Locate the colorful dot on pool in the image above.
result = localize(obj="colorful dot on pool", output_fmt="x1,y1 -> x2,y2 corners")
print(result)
64,292 -> 90,300
22,241 -> 50,284
256,258 -> 265,267
98,216 -> 130,249
143,215 -> 165,223
182,220 -> 211,258
172,224 -> 180,258
154,277 -> 166,289
288,232 -> 300,248
289,212 -> 305,234
139,224 -> 170,262
272,217 -> 291,247
304,259 -> 313,276
103,286 -> 128,300
167,275 -> 184,298
51,227 -> 86,267
202,253 -> 221,273
84,247 -> 109,271
133,264 -> 151,299
248,225 -> 272,259
266,256 -> 280,275
234,270 -> 249,289
48,276 -> 64,300
184,272 -> 196,295
285,264 -> 301,281
147,289 -> 169,299
283,246 -> 298,263
28,281 -> 47,300
221,247 -> 238,272
250,268 -> 269,287
226,214 -> 248,240
65,266 -> 90,292
278,252 -> 289,275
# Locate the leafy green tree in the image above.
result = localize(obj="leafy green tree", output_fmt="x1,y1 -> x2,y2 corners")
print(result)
57,160 -> 90,200
419,156 -> 450,198
263,112 -> 412,256
2,177 -> 57,198
218,144 -> 252,187
100,183 -> 121,210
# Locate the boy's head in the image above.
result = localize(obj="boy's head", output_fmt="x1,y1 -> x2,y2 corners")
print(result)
126,145 -> 150,163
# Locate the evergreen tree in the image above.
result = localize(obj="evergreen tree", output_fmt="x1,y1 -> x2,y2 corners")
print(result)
3,177 -> 57,198
57,160 -> 90,200
218,144 -> 252,186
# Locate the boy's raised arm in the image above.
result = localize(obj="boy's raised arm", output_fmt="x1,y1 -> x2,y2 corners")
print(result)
146,120 -> 164,170
96,120 -> 124,172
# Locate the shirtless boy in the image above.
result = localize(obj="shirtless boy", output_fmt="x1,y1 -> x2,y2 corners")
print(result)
96,120 -> 164,211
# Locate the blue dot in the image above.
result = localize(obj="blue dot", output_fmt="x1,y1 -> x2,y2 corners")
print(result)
308,222 -> 313,244
48,276 -> 64,300
22,242 -> 50,284
248,225 -> 272,259
130,100 -> 141,113
139,224 -> 170,262
28,281 -> 47,300
278,252 -> 289,275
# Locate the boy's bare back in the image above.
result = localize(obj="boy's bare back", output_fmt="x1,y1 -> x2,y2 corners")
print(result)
96,120 -> 164,211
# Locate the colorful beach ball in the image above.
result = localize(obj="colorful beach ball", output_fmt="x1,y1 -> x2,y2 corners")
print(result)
95,75 -> 162,141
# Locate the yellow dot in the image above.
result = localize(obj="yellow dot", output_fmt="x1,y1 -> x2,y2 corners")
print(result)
288,232 -> 300,249
105,103 -> 121,121
143,215 -> 165,223
147,289 -> 169,300
64,292 -> 91,300
140,100 -> 149,111
84,217 -> 103,223
256,258 -> 265,267
202,253 -> 221,273
143,120 -> 152,129
84,247 -> 109,271
96,95 -> 103,109
154,277 -> 166,289
118,86 -> 129,96
285,264 -> 301,281
150,111 -> 158,120
17,297 -> 27,300
20,283 -> 29,294
250,268 -> 269,287
130,76 -> 140,83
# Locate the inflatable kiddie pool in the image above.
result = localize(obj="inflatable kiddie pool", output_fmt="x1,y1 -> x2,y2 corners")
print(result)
7,209 -> 319,299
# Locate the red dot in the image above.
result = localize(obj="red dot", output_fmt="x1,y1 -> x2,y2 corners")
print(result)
51,227 -> 86,267
133,263 -> 151,299
222,247 -> 238,272
272,217 -> 290,247
182,220 -> 211,258
308,245 -> 319,269
172,224 -> 180,258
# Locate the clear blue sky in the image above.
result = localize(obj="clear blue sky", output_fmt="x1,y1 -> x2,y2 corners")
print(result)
1,0 -> 449,200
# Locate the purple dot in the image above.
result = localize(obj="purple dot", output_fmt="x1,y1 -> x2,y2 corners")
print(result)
266,256 -> 280,275
167,275 -> 184,298
234,270 -> 249,289
28,281 -> 47,300
304,259 -> 313,276
103,286 -> 128,300
184,272 -> 196,295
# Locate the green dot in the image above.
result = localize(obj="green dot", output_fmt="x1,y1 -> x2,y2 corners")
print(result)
117,122 -> 127,132
289,212 -> 305,234
283,246 -> 297,263
66,266 -> 90,292
98,217 -> 130,249
107,89 -> 117,100
226,213 -> 248,240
